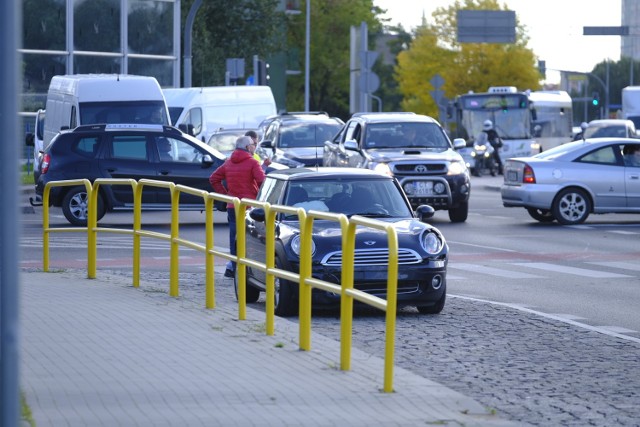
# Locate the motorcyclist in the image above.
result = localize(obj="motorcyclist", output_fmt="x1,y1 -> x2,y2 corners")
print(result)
476,120 -> 503,174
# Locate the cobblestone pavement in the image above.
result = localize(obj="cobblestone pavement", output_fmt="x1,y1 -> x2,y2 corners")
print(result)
107,270 -> 640,427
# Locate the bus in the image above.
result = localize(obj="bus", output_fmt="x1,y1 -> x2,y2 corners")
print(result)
529,90 -> 573,153
452,86 -> 535,162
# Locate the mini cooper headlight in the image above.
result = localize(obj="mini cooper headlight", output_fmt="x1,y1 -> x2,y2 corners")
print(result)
421,231 -> 444,254
291,234 -> 316,257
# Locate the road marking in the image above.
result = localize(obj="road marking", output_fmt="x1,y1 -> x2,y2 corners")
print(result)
587,261 -> 640,272
450,294 -> 640,344
596,325 -> 638,334
449,263 -> 542,279
607,230 -> 639,235
511,262 -> 631,278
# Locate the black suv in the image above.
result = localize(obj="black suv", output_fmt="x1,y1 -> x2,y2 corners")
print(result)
256,112 -> 344,168
36,123 -> 225,225
323,112 -> 470,222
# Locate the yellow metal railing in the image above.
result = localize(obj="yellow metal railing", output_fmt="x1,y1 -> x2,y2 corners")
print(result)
41,179 -> 401,392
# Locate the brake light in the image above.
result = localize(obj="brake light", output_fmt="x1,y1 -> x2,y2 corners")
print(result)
523,164 -> 535,183
41,153 -> 51,174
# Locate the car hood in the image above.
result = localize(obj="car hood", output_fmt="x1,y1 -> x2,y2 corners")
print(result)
366,147 -> 462,163
284,217 -> 436,240
276,147 -> 324,164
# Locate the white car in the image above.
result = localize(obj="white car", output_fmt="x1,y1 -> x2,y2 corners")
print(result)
501,138 -> 640,224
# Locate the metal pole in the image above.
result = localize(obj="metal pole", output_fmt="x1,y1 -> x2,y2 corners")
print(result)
304,0 -> 310,111
1,0 -> 20,424
184,0 -> 203,88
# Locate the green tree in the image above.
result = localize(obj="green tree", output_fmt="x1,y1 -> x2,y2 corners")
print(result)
181,0 -> 284,87
395,0 -> 540,118
284,0 -> 381,119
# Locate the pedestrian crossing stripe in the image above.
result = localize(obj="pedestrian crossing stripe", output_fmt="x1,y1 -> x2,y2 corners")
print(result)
511,262 -> 631,278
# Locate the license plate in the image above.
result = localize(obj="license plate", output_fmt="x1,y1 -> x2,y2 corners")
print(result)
507,170 -> 517,182
413,181 -> 433,196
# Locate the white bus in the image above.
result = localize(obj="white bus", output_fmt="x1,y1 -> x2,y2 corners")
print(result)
529,90 -> 573,153
453,86 -> 534,161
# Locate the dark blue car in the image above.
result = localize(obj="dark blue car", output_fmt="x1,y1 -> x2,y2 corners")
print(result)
239,167 -> 448,317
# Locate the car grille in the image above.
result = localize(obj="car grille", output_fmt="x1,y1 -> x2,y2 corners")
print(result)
392,163 -> 447,175
321,248 -> 422,266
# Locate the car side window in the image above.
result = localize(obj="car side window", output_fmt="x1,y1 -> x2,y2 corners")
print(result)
72,136 -> 100,158
111,135 -> 148,160
577,146 -> 618,166
256,177 -> 285,205
172,137 -> 203,163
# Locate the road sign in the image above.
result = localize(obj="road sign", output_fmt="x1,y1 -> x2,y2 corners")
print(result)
430,74 -> 445,89
430,89 -> 445,106
359,71 -> 380,93
457,10 -> 516,43
583,26 -> 629,36
226,58 -> 245,79
359,51 -> 378,70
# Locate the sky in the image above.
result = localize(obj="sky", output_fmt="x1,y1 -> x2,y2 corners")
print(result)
374,0 -> 622,84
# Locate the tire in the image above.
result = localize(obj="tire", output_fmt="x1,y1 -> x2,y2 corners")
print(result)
274,257 -> 297,317
552,188 -> 591,225
417,291 -> 446,314
233,271 -> 261,303
448,200 -> 468,223
61,187 -> 106,226
526,208 -> 555,223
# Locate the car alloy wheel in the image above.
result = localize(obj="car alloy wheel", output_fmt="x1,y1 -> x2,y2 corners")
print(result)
552,188 -> 591,225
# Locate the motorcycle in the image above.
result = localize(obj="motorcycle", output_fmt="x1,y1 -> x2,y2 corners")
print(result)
470,142 -> 497,177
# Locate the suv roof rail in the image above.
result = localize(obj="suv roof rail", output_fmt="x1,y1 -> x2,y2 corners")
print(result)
71,123 -> 180,134
350,111 -> 416,118
281,111 -> 329,116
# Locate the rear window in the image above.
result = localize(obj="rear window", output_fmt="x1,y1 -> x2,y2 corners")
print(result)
72,136 -> 100,158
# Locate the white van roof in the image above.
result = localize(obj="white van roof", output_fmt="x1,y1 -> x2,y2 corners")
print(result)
163,86 -> 274,106
48,74 -> 165,102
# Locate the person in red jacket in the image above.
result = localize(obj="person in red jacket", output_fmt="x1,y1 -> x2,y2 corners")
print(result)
210,136 -> 266,277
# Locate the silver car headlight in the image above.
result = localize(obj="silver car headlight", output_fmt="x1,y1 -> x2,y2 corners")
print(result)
420,231 -> 444,254
291,234 -> 316,257
447,160 -> 467,175
371,162 -> 393,176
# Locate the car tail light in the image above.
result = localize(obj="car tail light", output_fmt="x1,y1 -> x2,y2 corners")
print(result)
41,153 -> 51,174
523,164 -> 535,183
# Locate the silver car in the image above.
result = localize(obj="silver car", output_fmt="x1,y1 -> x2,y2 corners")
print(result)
501,138 -> 640,224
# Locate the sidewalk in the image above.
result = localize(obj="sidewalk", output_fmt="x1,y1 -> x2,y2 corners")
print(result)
20,269 -> 523,426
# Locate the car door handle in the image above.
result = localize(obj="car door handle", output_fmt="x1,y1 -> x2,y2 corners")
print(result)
107,168 -> 116,173
630,175 -> 639,180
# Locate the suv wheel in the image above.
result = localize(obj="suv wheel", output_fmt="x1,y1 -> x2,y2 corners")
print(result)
62,187 -> 106,226
448,201 -> 468,223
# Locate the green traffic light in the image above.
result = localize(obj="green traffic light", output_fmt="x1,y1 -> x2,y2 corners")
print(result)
592,99 -> 599,106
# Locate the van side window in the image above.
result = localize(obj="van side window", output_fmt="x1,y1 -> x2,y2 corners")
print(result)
110,135 -> 148,160
73,137 -> 100,158
70,106 -> 77,129
185,108 -> 203,136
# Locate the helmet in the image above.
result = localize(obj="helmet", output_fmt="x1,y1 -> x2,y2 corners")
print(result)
483,120 -> 493,131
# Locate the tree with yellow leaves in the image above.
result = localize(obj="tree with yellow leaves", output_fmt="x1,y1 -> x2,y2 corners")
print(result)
396,0 -> 540,118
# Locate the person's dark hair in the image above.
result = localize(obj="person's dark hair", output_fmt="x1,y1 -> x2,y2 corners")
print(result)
245,130 -> 258,139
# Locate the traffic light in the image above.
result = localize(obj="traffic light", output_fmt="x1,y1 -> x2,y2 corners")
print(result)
257,60 -> 270,86
592,92 -> 600,106
537,60 -> 546,79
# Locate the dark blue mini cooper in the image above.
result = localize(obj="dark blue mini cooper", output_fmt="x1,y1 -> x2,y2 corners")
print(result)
239,167 -> 448,317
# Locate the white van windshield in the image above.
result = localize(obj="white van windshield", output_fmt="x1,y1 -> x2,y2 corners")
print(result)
80,101 -> 169,125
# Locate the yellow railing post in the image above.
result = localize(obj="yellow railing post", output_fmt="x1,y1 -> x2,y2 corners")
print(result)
340,220 -> 357,371
263,203 -> 275,336
205,195 -> 215,309
235,198 -> 246,320
298,210 -> 313,351
382,224 -> 399,393
132,180 -> 144,288
169,183 -> 179,297
42,183 -> 51,272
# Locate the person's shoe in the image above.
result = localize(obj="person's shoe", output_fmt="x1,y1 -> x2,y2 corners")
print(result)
224,268 -> 235,278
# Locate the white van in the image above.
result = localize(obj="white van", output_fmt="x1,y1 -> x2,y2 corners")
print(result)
43,74 -> 170,148
163,86 -> 277,142
24,109 -> 46,178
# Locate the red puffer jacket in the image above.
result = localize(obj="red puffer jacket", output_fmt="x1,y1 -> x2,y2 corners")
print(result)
209,149 -> 266,208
